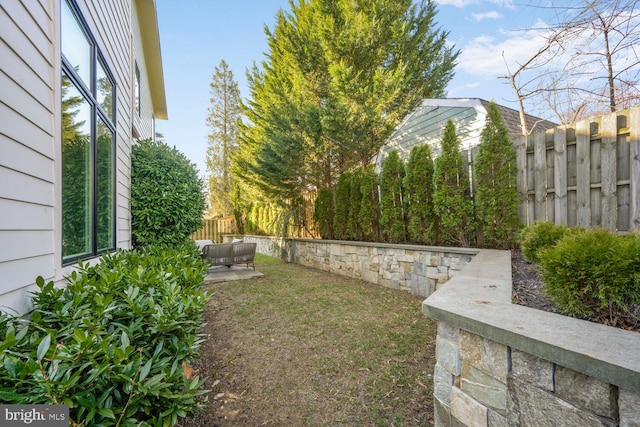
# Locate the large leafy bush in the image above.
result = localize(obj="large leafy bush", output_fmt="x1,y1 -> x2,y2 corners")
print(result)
131,139 -> 206,247
539,229 -> 640,327
0,243 -> 209,426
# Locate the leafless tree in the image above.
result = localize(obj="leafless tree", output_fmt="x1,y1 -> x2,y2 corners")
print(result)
502,0 -> 640,128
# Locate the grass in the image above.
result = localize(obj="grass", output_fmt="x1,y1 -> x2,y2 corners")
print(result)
186,254 -> 437,426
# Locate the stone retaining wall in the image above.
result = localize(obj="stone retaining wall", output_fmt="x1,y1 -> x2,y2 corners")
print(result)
424,249 -> 640,426
224,235 -> 476,297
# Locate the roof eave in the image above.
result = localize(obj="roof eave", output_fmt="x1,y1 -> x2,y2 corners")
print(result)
135,0 -> 167,120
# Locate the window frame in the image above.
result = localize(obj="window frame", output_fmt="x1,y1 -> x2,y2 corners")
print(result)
61,0 -> 117,265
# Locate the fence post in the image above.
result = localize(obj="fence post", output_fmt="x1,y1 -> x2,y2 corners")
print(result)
534,131 -> 547,222
515,135 -> 528,225
576,119 -> 591,227
631,108 -> 640,231
554,126 -> 568,225
601,113 -> 618,231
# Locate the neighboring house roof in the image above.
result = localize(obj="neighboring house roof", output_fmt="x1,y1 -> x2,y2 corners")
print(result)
478,99 -> 557,139
377,98 -> 558,166
135,0 -> 167,120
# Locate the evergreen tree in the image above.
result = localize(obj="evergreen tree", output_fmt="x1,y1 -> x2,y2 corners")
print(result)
474,102 -> 521,248
347,168 -> 363,241
358,165 -> 381,242
405,144 -> 436,244
379,150 -> 406,243
433,120 -> 475,247
206,59 -> 241,216
234,0 -> 458,200
333,172 -> 352,240
314,188 -> 334,239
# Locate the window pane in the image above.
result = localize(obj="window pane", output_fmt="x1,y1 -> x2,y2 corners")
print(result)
61,0 -> 91,87
97,119 -> 114,252
97,59 -> 114,122
135,64 -> 141,116
62,73 -> 92,260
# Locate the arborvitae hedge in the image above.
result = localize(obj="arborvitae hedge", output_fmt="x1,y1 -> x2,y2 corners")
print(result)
358,165 -> 381,242
314,188 -> 334,239
433,120 -> 474,247
404,144 -> 435,244
379,150 -> 406,243
333,172 -> 352,240
347,168 -> 363,241
475,102 -> 520,249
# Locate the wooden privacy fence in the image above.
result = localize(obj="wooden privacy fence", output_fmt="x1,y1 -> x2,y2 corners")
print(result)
190,216 -> 236,243
514,106 -> 640,232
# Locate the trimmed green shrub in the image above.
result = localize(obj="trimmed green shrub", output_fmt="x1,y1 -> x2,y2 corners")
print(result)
404,144 -> 436,245
539,229 -> 640,327
433,120 -> 474,247
0,243 -> 209,426
358,165 -> 381,242
131,139 -> 206,248
347,168 -> 363,241
379,150 -> 406,243
333,173 -> 352,240
474,102 -> 521,249
519,222 -> 576,264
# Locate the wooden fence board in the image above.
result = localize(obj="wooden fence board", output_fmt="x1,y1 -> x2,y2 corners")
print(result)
515,135 -> 528,224
554,127 -> 568,225
576,119 -> 591,227
631,108 -> 640,230
513,106 -> 639,232
534,131 -> 547,222
601,113 -> 618,231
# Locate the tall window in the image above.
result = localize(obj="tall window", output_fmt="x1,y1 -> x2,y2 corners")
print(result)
134,62 -> 141,117
61,0 -> 116,263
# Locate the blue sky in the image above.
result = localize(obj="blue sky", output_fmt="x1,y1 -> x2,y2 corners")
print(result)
155,0 -> 556,177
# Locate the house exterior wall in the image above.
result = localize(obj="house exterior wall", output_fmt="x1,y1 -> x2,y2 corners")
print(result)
0,0 -> 162,314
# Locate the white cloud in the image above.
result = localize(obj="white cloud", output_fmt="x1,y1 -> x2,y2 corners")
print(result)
436,0 -> 513,8
472,11 -> 503,21
435,0 -> 478,7
457,24 -> 551,78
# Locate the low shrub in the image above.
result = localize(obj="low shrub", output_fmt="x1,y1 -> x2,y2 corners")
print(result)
0,242 -> 209,426
519,222 -> 579,264
539,229 -> 640,327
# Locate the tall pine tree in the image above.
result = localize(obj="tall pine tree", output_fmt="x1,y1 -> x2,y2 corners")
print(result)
475,102 -> 521,248
206,59 -> 241,216
234,0 -> 458,201
433,120 -> 475,247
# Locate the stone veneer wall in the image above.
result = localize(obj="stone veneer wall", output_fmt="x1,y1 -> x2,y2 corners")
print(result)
424,249 -> 640,427
223,235 -> 476,297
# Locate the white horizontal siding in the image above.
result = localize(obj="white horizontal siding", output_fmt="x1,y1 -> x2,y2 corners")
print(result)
0,199 -> 54,230
0,134 -> 54,182
0,256 -> 55,313
0,103 -> 55,158
0,166 -> 54,206
0,230 -> 54,262
0,0 -> 56,311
